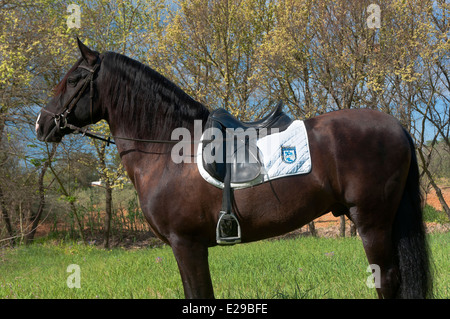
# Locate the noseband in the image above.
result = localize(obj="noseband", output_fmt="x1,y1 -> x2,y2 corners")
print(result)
41,60 -> 100,129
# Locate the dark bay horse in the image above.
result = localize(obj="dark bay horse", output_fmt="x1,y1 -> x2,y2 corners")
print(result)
36,39 -> 432,299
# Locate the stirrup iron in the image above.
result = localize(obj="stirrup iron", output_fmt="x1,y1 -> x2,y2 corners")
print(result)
216,157 -> 242,245
216,211 -> 241,245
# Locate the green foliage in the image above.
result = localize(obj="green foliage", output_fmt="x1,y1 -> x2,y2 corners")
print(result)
160,0 -> 276,117
46,185 -> 149,239
423,205 -> 450,224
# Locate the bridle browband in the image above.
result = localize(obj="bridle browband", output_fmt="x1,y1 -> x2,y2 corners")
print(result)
41,60 -> 100,130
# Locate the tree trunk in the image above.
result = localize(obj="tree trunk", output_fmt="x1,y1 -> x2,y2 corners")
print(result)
48,150 -> 85,244
0,112 -> 14,246
25,144 -> 57,244
428,176 -> 450,221
0,185 -> 15,246
350,221 -> 357,237
308,221 -> 317,237
339,215 -> 346,237
417,143 -> 450,220
103,180 -> 112,249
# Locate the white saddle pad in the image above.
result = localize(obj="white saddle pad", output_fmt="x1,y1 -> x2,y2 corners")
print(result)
197,120 -> 312,189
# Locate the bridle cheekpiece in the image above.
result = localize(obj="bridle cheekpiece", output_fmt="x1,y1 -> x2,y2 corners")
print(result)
42,58 -> 101,129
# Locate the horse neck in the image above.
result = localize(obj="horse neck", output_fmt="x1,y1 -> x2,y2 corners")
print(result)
105,99 -> 209,144
99,58 -> 210,147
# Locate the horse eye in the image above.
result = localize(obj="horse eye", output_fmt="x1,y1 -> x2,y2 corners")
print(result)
67,71 -> 84,87
67,77 -> 78,86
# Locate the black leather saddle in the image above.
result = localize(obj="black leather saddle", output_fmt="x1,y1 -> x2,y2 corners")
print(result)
201,101 -> 292,244
201,101 -> 292,184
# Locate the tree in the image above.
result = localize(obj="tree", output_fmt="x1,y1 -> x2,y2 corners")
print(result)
255,0 -> 449,233
75,0 -> 165,247
84,121 -> 125,248
0,0 -> 81,245
255,0 -> 395,118
159,0 -> 276,118
0,0 -> 166,244
25,144 -> 58,244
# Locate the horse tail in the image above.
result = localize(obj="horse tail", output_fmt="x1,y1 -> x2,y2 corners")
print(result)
392,129 -> 433,298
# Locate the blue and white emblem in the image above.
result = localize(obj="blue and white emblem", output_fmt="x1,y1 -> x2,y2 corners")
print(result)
281,146 -> 297,164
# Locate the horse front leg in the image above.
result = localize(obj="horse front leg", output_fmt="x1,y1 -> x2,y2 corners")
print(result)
171,238 -> 215,299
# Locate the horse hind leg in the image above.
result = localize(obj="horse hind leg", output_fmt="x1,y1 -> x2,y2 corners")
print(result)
350,206 -> 400,299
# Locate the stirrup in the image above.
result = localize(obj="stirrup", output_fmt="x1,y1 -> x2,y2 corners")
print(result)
216,211 -> 241,245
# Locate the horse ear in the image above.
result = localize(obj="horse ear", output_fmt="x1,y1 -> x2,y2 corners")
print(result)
77,37 -> 98,65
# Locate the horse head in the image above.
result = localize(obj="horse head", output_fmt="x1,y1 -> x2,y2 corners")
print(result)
36,38 -> 102,142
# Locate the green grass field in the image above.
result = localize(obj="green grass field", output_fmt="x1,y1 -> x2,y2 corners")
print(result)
0,233 -> 448,299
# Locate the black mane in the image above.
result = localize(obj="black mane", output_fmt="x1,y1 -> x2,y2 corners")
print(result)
101,52 -> 210,140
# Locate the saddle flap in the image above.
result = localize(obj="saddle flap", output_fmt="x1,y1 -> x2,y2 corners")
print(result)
201,127 -> 263,183
230,162 -> 261,184
229,136 -> 262,183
